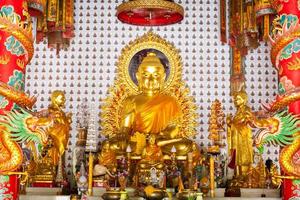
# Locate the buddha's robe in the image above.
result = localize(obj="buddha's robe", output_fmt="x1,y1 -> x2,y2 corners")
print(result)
123,94 -> 181,134
228,106 -> 253,168
98,150 -> 117,169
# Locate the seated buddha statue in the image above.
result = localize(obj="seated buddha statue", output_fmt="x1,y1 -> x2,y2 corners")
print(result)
93,140 -> 117,177
108,52 -> 194,156
139,134 -> 164,170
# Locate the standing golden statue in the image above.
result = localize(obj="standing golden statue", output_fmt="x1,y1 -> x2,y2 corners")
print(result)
227,90 -> 254,178
227,89 -> 271,182
44,90 -> 72,165
29,90 -> 72,184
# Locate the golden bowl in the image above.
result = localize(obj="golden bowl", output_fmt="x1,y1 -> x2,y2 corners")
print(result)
144,190 -> 166,200
102,190 -> 125,200
176,189 -> 197,200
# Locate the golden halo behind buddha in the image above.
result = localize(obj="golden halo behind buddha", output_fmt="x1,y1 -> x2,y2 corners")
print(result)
116,31 -> 182,94
101,31 -> 198,139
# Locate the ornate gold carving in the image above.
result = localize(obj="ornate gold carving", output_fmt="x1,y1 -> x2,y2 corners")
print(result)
0,82 -> 36,108
287,56 -> 300,70
117,0 -> 184,16
116,31 -> 182,94
0,54 -> 9,65
265,87 -> 300,113
0,10 -> 34,63
101,32 -> 197,138
270,24 -> 300,66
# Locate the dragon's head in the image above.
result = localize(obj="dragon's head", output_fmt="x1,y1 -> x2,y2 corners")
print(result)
254,111 -> 300,152
24,116 -> 49,145
0,108 -> 49,146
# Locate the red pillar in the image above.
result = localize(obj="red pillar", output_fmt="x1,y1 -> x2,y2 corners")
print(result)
0,1 -> 34,199
0,0 -> 34,114
271,0 -> 300,199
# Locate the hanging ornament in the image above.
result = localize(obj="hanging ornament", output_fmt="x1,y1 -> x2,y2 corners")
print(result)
27,0 -> 46,17
255,0 -> 276,41
36,0 -> 75,54
116,0 -> 184,26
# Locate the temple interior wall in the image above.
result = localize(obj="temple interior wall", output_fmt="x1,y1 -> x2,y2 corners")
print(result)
25,0 -> 279,176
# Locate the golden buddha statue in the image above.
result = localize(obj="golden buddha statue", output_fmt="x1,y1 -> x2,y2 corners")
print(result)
190,143 -> 202,168
47,90 -> 72,163
227,90 -> 254,177
227,89 -> 257,178
139,134 -> 164,170
29,90 -> 71,184
107,52 -> 194,156
93,140 -> 117,177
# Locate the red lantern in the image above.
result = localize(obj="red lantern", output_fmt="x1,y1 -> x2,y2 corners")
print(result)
117,0 -> 184,26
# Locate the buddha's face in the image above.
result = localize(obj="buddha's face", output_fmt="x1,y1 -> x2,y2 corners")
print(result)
233,93 -> 247,107
136,64 -> 165,96
51,91 -> 66,108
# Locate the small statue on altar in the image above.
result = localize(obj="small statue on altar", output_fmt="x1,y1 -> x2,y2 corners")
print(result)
138,134 -> 164,170
117,156 -> 128,191
76,162 -> 88,195
93,140 -> 117,177
190,143 -> 202,168
36,148 -> 56,176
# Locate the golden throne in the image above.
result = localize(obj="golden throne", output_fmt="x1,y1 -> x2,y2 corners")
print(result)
100,31 -> 198,185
